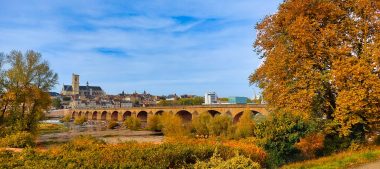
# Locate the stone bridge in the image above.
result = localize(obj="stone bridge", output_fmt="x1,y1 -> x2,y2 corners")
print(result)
68,104 -> 268,123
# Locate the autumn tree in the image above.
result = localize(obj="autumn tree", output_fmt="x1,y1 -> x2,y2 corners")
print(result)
0,50 -> 58,136
250,0 -> 380,138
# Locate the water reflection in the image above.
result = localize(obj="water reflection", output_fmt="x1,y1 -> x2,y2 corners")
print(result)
38,119 -> 163,144
41,119 -> 125,132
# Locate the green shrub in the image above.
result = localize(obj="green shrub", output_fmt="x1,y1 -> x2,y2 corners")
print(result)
192,112 -> 212,136
147,115 -> 162,131
124,116 -> 141,130
208,114 -> 232,137
74,116 -> 87,125
107,120 -> 119,129
322,130 -> 353,155
254,112 -> 317,167
160,113 -> 190,137
60,114 -> 71,123
0,131 -> 35,148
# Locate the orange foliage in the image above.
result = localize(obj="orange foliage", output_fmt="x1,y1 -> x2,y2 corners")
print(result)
250,0 -> 380,136
164,137 -> 267,164
222,140 -> 267,163
295,133 -> 325,159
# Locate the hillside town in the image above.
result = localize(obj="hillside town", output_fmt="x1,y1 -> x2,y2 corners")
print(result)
49,74 -> 263,109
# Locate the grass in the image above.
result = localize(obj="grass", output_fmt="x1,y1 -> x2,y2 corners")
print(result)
281,146 -> 380,169
38,123 -> 69,135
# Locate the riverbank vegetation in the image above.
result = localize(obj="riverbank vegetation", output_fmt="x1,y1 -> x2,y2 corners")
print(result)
38,123 -> 69,135
281,146 -> 380,169
0,135 -> 265,168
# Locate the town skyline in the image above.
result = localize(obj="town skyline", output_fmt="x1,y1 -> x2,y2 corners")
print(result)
0,0 -> 282,97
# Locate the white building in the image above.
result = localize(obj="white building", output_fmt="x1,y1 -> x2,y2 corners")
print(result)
205,92 -> 218,104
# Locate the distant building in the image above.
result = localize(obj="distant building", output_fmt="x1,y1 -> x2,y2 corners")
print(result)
180,94 -> 196,99
228,97 -> 248,104
61,74 -> 105,99
166,94 -> 179,101
205,92 -> 218,104
49,92 -> 61,99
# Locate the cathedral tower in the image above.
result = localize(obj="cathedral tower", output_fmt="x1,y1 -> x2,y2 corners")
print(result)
72,74 -> 80,95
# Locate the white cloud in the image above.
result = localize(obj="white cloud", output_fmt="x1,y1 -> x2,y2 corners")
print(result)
0,0 -> 282,97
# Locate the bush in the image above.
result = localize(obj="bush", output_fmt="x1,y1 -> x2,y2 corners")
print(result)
0,135 -> 269,168
0,131 -> 35,148
208,114 -> 232,137
295,132 -> 325,159
254,112 -> 317,167
74,116 -> 87,125
147,115 -> 162,131
322,131 -> 353,155
107,120 -> 119,129
234,110 -> 255,139
194,150 -> 261,169
60,114 -> 71,123
160,113 -> 190,137
192,112 -> 212,137
38,123 -> 68,134
222,139 -> 267,164
124,116 -> 141,130
61,135 -> 105,151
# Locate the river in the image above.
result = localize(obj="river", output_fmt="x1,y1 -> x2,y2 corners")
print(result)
38,119 -> 164,145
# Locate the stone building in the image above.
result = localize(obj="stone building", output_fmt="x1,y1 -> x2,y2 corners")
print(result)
61,74 -> 105,99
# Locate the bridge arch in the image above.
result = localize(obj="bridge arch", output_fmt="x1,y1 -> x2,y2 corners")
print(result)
111,111 -> 119,121
123,111 -> 132,121
72,111 -> 77,119
85,111 -> 90,120
78,111 -> 82,117
137,111 -> 148,122
207,110 -> 221,117
233,110 -> 262,123
176,110 -> 192,122
101,111 -> 107,121
91,111 -> 98,120
155,110 -> 164,115
92,111 -> 98,120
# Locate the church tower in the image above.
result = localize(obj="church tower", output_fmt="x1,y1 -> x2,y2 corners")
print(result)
72,74 -> 80,95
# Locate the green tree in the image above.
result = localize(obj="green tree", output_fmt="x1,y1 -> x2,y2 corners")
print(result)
250,0 -> 380,138
0,50 -> 58,136
52,98 -> 61,109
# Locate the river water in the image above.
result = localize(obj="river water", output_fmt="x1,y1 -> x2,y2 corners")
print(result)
38,119 -> 164,145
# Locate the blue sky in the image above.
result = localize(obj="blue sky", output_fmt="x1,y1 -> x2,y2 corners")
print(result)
0,0 -> 282,97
